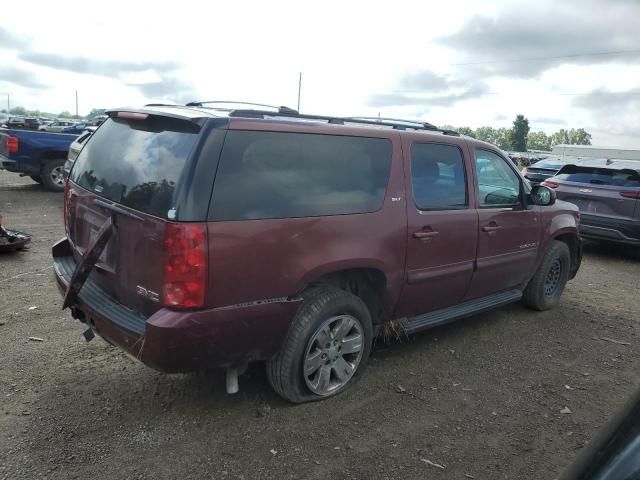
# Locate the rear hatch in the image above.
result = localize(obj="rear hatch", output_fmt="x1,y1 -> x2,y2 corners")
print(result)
66,111 -> 211,317
548,164 -> 640,222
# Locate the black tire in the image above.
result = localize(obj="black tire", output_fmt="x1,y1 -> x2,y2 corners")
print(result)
30,175 -> 42,184
523,240 -> 571,311
40,160 -> 66,192
266,287 -> 373,403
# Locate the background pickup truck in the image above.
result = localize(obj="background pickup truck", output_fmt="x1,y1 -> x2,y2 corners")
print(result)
0,128 -> 78,191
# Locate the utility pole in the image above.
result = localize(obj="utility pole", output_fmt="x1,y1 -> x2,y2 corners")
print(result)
7,94 -> 10,113
297,72 -> 302,112
75,90 -> 79,117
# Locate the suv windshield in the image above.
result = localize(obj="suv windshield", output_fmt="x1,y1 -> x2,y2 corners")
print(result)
555,165 -> 640,187
70,116 -> 200,218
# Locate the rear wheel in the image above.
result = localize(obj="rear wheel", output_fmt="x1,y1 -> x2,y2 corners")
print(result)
266,287 -> 373,403
40,160 -> 66,192
523,240 -> 571,311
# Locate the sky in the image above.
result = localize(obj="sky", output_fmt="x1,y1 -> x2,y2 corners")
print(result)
1,0 -> 639,147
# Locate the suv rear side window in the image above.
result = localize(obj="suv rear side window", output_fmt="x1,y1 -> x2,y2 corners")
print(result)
411,143 -> 467,210
555,166 -> 640,187
70,117 -> 200,219
475,149 -> 521,207
210,131 -> 392,220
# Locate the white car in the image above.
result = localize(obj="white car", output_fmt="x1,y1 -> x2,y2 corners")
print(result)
39,120 -> 76,132
64,127 -> 96,177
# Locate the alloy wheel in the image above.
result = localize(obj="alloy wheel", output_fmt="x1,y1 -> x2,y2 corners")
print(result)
303,314 -> 364,396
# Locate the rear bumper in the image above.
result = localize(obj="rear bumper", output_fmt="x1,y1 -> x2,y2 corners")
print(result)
580,214 -> 640,245
52,237 -> 299,372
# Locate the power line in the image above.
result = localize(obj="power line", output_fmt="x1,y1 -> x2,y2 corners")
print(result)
449,49 -> 640,66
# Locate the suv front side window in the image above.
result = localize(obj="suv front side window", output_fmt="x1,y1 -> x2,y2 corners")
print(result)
411,143 -> 467,210
475,149 -> 521,207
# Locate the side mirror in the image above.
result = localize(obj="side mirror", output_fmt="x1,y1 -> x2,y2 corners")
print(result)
530,185 -> 556,206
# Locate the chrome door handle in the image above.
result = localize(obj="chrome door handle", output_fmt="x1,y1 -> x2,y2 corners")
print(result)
482,224 -> 502,232
413,230 -> 439,239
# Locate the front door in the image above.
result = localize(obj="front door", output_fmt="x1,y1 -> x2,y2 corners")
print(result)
396,139 -> 478,318
465,148 -> 540,300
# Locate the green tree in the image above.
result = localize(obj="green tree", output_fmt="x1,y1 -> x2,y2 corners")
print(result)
9,106 -> 26,115
494,128 -> 512,150
474,126 -> 497,144
527,131 -> 551,151
567,128 -> 592,145
549,129 -> 569,147
457,126 -> 476,138
58,111 -> 72,118
510,114 -> 530,152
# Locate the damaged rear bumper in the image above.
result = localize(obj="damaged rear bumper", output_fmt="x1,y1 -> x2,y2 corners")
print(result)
52,237 -> 299,373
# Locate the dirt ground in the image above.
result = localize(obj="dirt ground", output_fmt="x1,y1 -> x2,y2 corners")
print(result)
1,170 -> 639,480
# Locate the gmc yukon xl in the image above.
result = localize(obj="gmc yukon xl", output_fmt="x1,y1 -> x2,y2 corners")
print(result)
52,104 -> 581,403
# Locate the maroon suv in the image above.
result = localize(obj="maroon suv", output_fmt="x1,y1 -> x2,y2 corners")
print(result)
53,104 -> 581,403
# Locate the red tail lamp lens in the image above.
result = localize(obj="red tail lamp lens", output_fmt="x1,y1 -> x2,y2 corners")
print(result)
162,223 -> 207,309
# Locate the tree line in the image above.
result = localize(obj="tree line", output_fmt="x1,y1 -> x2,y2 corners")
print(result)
441,115 -> 592,152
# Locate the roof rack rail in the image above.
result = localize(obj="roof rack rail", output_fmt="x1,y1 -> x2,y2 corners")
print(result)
222,108 -> 459,135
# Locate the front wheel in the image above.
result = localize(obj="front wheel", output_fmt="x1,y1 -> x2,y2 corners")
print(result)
523,240 -> 571,311
266,287 -> 373,403
40,160 -> 66,192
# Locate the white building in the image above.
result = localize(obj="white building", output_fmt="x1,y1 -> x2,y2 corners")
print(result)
552,144 -> 640,161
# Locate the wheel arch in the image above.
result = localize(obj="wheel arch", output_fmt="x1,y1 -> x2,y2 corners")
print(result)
297,262 -> 394,325
552,231 -> 581,279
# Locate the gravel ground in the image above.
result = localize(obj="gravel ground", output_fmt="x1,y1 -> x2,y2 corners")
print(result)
1,170 -> 639,480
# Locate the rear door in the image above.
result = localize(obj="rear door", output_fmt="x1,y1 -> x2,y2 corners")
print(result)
466,148 -> 540,300
395,137 -> 478,317
66,113 -> 204,317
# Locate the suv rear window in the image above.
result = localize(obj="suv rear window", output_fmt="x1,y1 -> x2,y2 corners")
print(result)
210,131 -> 392,220
556,165 -> 640,187
70,116 -> 200,218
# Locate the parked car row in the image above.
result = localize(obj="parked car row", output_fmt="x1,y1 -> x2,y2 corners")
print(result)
1,116 -> 106,131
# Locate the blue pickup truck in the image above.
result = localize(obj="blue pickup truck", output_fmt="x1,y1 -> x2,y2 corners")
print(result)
0,128 -> 78,191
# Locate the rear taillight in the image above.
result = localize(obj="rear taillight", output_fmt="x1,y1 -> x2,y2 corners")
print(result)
163,223 -> 208,309
7,135 -> 18,153
541,181 -> 559,189
620,191 -> 640,199
63,181 -> 69,235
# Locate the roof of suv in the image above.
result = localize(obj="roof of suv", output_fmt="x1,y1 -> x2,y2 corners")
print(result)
107,104 -> 466,140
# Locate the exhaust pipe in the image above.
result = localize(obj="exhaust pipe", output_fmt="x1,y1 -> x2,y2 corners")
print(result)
225,367 -> 239,394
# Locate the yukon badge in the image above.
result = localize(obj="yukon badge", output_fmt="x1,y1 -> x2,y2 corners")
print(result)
136,285 -> 160,302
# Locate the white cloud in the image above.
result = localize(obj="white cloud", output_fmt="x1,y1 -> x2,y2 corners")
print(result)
0,0 -> 638,147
